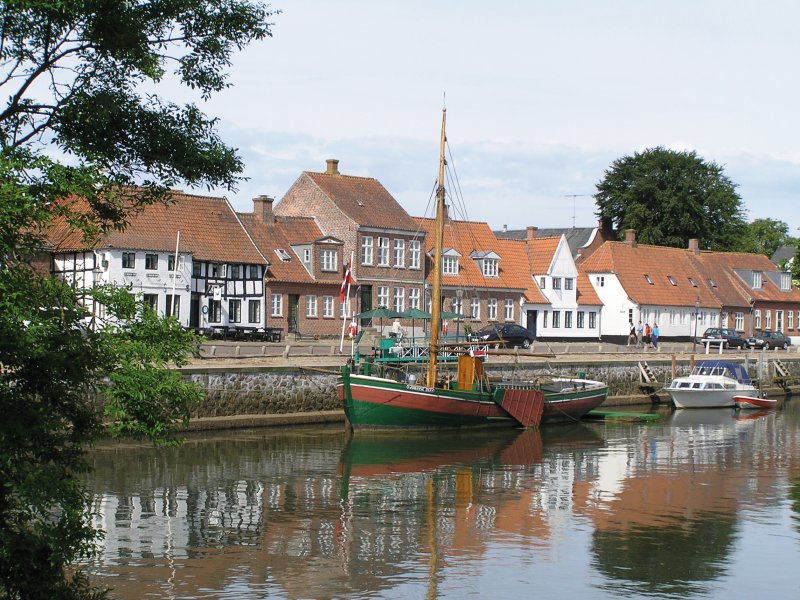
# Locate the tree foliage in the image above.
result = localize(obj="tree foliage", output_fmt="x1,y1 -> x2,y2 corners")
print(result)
594,147 -> 747,250
0,1 -> 276,597
739,218 -> 796,258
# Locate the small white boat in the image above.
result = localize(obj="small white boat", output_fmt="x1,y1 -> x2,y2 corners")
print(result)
665,360 -> 758,409
733,395 -> 777,410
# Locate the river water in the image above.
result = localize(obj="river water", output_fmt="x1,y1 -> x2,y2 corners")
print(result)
83,400 -> 800,599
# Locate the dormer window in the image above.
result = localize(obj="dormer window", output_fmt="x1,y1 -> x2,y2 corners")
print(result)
321,250 -> 338,272
482,258 -> 499,277
275,248 -> 291,262
441,248 -> 461,276
752,271 -> 762,289
781,273 -> 791,290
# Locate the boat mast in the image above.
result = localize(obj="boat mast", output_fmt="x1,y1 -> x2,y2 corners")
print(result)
427,108 -> 447,388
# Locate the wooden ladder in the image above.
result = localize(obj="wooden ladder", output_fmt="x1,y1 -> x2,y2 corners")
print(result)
638,361 -> 658,385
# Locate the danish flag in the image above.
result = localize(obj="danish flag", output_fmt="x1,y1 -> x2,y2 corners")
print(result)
339,261 -> 352,302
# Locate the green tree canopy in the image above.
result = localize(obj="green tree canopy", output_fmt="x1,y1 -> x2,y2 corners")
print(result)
0,1 -> 276,597
739,218 -> 796,258
594,147 -> 747,251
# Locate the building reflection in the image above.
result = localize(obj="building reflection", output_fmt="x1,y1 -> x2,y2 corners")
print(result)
83,403 -> 800,599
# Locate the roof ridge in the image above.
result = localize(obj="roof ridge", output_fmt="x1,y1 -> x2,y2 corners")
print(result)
306,171 -> 377,182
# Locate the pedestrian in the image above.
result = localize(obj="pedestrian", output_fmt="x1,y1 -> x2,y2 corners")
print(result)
644,323 -> 651,347
636,320 -> 644,347
627,321 -> 636,346
652,322 -> 660,349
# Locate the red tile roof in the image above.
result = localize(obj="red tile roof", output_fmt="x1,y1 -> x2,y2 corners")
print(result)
45,190 -> 268,265
527,237 -> 560,274
305,171 -> 419,231
238,214 -> 319,284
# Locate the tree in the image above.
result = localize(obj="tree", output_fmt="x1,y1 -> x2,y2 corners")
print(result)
739,218 -> 796,258
0,2 -> 276,597
594,147 -> 747,250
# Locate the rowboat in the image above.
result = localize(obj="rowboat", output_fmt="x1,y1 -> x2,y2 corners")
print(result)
733,395 -> 777,410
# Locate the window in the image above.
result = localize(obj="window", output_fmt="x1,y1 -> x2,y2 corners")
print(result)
321,250 -> 337,272
735,311 -> 744,331
168,255 -> 184,271
249,264 -> 260,279
409,287 -> 421,309
589,312 -> 597,329
248,300 -> 260,323
451,296 -> 463,316
143,293 -> 158,312
577,311 -> 585,328
552,277 -> 561,290
667,275 -> 677,286
443,255 -> 458,275
709,278 -> 717,288
393,239 -> 405,268
753,271 -> 762,289
166,295 -> 180,319
765,310 -> 771,329
361,236 -> 374,265
275,249 -> 291,262
470,297 -> 480,319
781,273 -> 791,290
193,261 -> 201,277
122,252 -> 136,269
208,299 -> 221,322
209,263 -> 226,278
377,286 -> 389,309
228,299 -> 241,323
487,298 -> 497,320
505,299 -> 514,321
323,296 -> 334,318
306,295 -> 317,318
303,249 -> 311,262
596,276 -> 604,287
482,259 -> 499,277
688,277 -> 697,287
377,237 -> 390,266
393,287 -> 405,313
754,309 -> 761,329
145,253 -> 158,270
776,310 -> 784,332
340,300 -> 348,319
229,264 -> 241,279
564,278 -> 574,291
565,311 -> 573,328
539,277 -> 546,289
542,310 -> 548,328
409,240 -> 421,269
788,310 -> 794,330
552,311 -> 560,328
270,293 -> 282,317
644,274 -> 654,285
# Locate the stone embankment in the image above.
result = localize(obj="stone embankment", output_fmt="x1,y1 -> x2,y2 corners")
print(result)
181,340 -> 800,431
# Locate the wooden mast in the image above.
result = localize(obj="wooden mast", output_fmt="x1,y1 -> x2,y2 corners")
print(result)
427,108 -> 447,388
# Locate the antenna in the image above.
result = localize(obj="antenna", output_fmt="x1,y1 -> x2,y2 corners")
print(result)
564,194 -> 591,228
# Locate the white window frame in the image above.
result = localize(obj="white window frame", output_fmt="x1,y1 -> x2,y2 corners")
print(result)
452,297 -> 463,317
409,287 -> 421,309
443,256 -> 458,275
765,310 -> 771,330
552,277 -> 561,290
270,293 -> 282,317
470,297 -> 480,319
409,240 -> 421,269
361,236 -> 373,266
504,299 -> 514,321
228,298 -> 241,323
753,271 -> 762,289
788,310 -> 794,331
482,259 -> 499,277
754,309 -> 761,329
306,295 -> 317,318
393,239 -> 405,268
487,298 -> 497,320
248,299 -> 260,324
735,311 -> 744,331
323,296 -> 334,318
377,286 -> 389,308
393,287 -> 405,313
321,250 -> 337,272
377,237 -> 390,266
776,310 -> 784,332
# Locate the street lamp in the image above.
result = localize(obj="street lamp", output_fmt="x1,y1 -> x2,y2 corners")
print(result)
693,298 -> 700,352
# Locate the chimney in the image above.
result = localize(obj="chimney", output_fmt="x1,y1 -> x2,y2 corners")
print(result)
625,228 -> 637,247
526,226 -> 538,241
253,195 -> 275,225
688,238 -> 700,254
325,159 -> 340,175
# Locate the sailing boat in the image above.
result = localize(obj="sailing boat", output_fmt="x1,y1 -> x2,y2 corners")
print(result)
336,109 -> 607,430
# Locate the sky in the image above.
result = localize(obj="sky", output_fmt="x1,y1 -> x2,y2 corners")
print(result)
186,0 -> 800,235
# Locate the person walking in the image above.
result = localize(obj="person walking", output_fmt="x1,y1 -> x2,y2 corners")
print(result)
627,321 -> 636,347
636,320 -> 644,348
651,322 -> 660,349
643,323 -> 651,349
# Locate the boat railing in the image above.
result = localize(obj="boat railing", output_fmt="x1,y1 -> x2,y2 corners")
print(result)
373,335 -> 491,363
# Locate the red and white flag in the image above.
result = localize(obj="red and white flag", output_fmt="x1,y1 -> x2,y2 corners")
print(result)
339,261 -> 352,302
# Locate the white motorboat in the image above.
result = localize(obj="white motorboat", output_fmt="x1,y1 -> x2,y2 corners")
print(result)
665,360 -> 758,409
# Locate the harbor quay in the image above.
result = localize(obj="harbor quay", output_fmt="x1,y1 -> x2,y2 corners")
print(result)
179,339 -> 800,430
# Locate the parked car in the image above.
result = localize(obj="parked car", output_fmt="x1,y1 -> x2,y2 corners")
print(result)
476,323 -> 535,348
747,330 -> 792,350
699,327 -> 748,349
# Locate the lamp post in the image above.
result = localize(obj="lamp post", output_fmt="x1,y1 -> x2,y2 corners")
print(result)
693,298 -> 700,352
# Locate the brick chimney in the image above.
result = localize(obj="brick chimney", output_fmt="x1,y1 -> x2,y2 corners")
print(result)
526,226 -> 538,241
688,238 -> 700,254
253,195 -> 275,225
325,159 -> 340,175
625,228 -> 637,247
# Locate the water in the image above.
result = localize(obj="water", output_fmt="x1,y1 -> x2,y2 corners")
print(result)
82,401 -> 800,599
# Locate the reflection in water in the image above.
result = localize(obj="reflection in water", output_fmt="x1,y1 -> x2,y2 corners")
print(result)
83,403 -> 800,599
